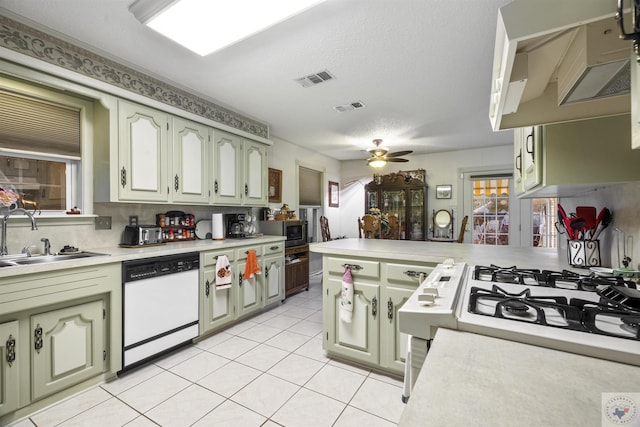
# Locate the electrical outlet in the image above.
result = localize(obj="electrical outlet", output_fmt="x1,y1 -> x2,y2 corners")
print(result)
129,216 -> 138,226
95,216 -> 112,230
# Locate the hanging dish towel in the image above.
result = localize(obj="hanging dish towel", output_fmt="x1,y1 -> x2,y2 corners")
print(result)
243,249 -> 261,279
215,255 -> 232,290
340,265 -> 354,323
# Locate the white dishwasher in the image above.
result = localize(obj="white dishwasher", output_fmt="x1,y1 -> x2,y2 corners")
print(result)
121,252 -> 199,372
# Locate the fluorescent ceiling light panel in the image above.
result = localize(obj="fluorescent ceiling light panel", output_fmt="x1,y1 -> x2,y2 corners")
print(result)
146,0 -> 324,56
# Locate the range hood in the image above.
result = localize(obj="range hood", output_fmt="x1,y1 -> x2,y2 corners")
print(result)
489,0 -> 632,131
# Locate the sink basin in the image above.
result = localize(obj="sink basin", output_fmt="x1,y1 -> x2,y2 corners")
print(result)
0,251 -> 109,267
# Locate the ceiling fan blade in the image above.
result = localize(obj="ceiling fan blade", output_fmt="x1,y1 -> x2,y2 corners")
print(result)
387,157 -> 409,162
386,150 -> 413,157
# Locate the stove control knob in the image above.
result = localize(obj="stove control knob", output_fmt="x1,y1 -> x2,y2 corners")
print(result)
423,288 -> 438,297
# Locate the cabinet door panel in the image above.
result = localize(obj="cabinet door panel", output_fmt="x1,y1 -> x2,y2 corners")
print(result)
236,262 -> 261,318
244,141 -> 267,205
213,131 -> 243,205
118,101 -> 168,201
380,286 -> 413,373
0,321 -> 19,417
201,265 -> 235,333
264,255 -> 284,305
324,279 -> 379,365
172,118 -> 209,203
31,300 -> 105,400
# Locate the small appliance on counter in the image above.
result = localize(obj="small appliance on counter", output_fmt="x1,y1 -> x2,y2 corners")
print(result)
225,213 -> 251,238
121,225 -> 163,246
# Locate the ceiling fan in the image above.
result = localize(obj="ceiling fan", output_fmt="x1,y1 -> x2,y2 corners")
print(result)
365,139 -> 412,168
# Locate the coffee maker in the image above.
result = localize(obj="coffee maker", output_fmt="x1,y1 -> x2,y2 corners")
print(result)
225,213 -> 247,238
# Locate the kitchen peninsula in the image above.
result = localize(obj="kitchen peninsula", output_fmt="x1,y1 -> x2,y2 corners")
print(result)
310,238 -> 570,375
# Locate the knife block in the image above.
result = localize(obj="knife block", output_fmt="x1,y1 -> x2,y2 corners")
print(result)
567,240 -> 601,267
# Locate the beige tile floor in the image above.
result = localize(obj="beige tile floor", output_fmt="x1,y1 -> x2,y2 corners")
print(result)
10,274 -> 406,427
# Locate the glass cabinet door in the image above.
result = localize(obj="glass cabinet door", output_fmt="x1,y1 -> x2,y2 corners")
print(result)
382,190 -> 405,238
366,190 -> 378,211
409,189 -> 424,240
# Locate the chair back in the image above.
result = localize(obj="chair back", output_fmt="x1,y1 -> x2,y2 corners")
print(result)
320,215 -> 331,242
457,215 -> 469,243
360,214 -> 381,239
383,214 -> 400,239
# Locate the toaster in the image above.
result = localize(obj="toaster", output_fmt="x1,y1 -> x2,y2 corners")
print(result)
122,225 -> 163,246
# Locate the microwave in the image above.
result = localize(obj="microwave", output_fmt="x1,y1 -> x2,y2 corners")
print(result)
260,220 -> 307,247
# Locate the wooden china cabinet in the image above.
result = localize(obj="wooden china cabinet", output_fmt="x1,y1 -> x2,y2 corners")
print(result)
364,169 -> 428,240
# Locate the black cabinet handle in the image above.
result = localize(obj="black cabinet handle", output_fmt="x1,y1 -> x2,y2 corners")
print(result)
174,174 -> 179,191
387,298 -> 393,320
120,167 -> 127,188
205,279 -> 210,297
372,296 -> 377,318
342,263 -> 362,270
214,180 -> 218,193
6,334 -> 15,366
34,324 -> 43,353
239,272 -> 244,287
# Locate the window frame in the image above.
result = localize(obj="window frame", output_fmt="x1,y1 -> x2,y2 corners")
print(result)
0,72 -> 95,218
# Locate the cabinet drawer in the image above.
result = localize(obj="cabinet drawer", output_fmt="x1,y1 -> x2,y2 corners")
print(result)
385,262 -> 435,287
263,243 -> 285,256
235,246 -> 263,261
326,257 -> 379,280
202,251 -> 235,267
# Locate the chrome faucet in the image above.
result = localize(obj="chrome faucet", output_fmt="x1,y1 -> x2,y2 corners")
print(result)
1,208 -> 38,256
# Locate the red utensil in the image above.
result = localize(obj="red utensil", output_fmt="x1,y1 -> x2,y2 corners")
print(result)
558,204 -> 574,240
576,206 -> 596,239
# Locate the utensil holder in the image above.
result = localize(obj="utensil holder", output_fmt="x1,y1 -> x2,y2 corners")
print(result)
567,240 -> 601,267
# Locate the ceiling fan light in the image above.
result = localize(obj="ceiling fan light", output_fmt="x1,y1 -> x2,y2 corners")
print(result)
368,158 -> 387,168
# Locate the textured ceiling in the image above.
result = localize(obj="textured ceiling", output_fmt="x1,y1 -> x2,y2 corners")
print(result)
0,0 -> 515,160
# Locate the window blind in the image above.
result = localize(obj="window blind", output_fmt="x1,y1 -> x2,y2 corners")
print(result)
0,90 -> 81,158
298,166 -> 322,206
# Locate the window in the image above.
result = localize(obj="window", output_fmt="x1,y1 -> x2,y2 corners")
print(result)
298,166 -> 322,207
0,76 -> 86,214
471,178 -> 510,245
532,198 -> 558,248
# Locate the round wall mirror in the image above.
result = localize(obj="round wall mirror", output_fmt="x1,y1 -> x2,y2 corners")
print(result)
434,209 -> 452,229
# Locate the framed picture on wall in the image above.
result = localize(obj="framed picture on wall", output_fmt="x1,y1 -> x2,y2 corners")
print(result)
436,184 -> 452,199
328,181 -> 339,207
268,168 -> 282,203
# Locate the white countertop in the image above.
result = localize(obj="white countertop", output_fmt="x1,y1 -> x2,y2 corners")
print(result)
400,328 -> 640,427
311,238 -> 570,270
0,236 -> 286,277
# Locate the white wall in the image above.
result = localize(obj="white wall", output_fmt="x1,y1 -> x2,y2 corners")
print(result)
267,136 -> 341,246
561,182 -> 640,271
338,145 -> 513,238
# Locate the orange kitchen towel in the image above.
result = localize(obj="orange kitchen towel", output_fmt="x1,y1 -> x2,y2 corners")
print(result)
215,255 -> 232,289
244,249 -> 261,279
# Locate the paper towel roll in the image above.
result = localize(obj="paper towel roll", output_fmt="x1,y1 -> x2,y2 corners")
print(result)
212,213 -> 225,240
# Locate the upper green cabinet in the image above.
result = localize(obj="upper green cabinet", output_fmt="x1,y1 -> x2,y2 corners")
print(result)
113,99 -> 268,206
117,100 -> 169,202
171,117 -> 209,204
212,130 -> 267,206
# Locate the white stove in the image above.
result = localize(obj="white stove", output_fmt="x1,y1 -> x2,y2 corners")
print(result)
398,262 -> 640,401
457,267 -> 640,367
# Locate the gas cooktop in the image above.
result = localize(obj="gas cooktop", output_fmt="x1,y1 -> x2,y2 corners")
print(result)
457,265 -> 640,366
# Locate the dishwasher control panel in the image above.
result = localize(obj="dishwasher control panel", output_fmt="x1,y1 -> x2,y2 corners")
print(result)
123,252 -> 199,282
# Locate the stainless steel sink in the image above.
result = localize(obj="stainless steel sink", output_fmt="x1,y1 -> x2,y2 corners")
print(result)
0,251 -> 109,267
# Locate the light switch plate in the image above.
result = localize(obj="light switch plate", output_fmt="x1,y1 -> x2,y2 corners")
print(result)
95,216 -> 112,230
129,216 -> 138,226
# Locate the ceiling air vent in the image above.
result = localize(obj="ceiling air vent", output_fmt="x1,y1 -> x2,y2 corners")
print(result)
295,70 -> 335,88
334,101 -> 366,113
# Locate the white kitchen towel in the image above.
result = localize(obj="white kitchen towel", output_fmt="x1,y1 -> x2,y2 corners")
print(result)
215,255 -> 232,289
340,265 -> 354,323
